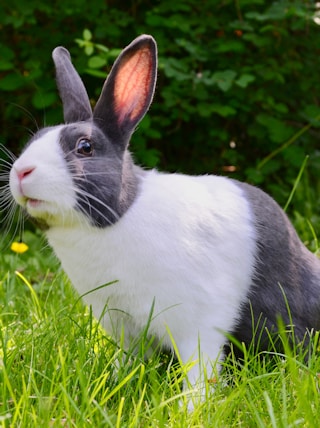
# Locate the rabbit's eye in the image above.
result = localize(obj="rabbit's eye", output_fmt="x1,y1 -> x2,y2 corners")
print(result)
77,138 -> 93,156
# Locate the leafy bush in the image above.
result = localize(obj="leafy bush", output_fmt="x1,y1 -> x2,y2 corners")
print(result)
1,0 -> 320,224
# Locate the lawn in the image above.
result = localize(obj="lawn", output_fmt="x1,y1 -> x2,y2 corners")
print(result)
1,229 -> 320,427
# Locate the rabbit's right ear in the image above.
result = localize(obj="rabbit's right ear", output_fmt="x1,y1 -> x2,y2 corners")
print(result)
93,35 -> 157,148
52,47 -> 92,123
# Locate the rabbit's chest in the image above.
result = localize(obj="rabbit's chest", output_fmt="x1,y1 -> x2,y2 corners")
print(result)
47,222 -> 190,343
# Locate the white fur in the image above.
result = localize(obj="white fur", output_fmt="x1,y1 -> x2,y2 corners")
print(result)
44,167 -> 257,384
10,127 -> 78,226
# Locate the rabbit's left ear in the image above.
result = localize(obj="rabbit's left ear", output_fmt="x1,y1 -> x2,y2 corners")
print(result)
52,47 -> 92,123
93,35 -> 157,145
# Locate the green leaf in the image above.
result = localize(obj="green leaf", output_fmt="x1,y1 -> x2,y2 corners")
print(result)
260,159 -> 281,175
245,167 -> 265,184
84,69 -> 107,78
302,105 -> 320,122
283,145 -> 305,168
257,114 -> 293,143
245,11 -> 269,21
95,43 -> 109,53
163,58 -> 192,81
83,28 -> 92,41
107,48 -> 122,59
0,59 -> 14,70
88,56 -> 107,69
212,70 -> 237,92
85,45 -> 94,56
0,73 -> 25,90
0,44 -> 14,70
235,74 -> 256,88
273,103 -> 288,114
211,104 -> 237,117
215,40 -> 245,53
32,91 -> 57,109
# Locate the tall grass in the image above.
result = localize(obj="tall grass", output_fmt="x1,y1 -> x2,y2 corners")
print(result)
1,228 -> 320,427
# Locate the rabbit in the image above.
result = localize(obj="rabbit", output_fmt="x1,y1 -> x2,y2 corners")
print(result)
8,34 -> 320,401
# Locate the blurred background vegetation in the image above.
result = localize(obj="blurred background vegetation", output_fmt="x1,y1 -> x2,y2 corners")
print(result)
1,0 -> 320,241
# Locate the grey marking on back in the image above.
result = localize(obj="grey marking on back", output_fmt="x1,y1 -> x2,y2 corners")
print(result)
230,180 -> 320,352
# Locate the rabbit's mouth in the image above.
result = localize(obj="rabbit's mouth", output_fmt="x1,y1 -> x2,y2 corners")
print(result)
20,198 -> 50,230
24,196 -> 83,229
25,197 -> 56,218
27,198 -> 42,208
25,197 -> 48,218
24,198 -> 56,228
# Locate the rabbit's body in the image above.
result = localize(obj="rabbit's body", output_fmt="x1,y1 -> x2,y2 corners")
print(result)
8,35 -> 320,396
46,166 -> 256,374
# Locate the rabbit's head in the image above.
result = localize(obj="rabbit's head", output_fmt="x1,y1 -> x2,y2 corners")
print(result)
10,35 -> 157,228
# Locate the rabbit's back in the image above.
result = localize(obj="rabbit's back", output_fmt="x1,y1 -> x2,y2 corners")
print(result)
231,181 -> 320,351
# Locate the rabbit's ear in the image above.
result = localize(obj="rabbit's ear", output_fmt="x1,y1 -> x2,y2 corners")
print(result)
52,47 -> 92,123
93,35 -> 157,146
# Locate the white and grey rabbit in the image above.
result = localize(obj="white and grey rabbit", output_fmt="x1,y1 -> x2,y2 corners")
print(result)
9,35 -> 320,395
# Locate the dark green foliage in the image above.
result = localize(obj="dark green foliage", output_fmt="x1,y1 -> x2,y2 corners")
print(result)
1,0 -> 320,224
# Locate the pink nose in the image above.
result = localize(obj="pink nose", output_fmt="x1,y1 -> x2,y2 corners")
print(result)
17,167 -> 35,181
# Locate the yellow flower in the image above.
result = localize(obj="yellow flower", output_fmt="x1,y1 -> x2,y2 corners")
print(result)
10,241 -> 29,254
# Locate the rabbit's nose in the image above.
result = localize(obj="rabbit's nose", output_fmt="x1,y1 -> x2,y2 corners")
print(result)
16,166 -> 35,181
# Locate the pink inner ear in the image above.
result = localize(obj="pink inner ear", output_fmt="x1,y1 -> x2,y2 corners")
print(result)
114,47 -> 153,125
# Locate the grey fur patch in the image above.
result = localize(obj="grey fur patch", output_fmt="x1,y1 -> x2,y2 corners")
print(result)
230,180 -> 320,353
59,123 -> 140,227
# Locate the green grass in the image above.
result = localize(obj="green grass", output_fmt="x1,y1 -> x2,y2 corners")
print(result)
1,230 -> 320,427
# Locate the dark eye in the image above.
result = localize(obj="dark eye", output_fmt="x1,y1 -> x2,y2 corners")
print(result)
76,138 -> 93,156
